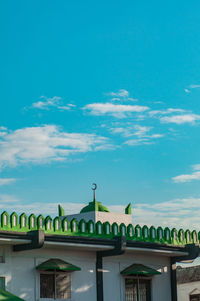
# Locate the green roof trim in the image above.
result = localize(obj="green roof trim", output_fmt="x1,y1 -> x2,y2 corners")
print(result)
0,209 -> 199,247
0,289 -> 25,301
36,258 -> 81,271
121,264 -> 161,276
80,200 -> 110,213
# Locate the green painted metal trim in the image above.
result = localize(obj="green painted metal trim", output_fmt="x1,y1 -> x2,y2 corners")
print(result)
121,263 -> 162,276
36,258 -> 81,271
0,289 -> 25,300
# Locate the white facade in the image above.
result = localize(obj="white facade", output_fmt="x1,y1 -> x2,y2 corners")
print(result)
0,242 -> 173,301
178,282 -> 200,301
64,211 -> 132,226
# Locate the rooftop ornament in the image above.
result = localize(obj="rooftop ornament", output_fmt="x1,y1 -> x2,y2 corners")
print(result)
80,183 -> 110,213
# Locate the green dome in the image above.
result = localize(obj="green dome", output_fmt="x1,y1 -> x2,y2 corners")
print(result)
80,200 -> 110,213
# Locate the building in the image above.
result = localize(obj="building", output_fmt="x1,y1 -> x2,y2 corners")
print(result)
177,265 -> 200,301
0,186 -> 199,301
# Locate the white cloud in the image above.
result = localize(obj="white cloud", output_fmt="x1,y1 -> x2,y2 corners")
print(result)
189,84 -> 200,89
0,125 -> 110,169
106,90 -> 138,102
110,125 -> 151,138
110,124 -> 163,146
107,89 -> 129,98
31,96 -> 76,111
172,172 -> 200,183
160,114 -> 200,124
111,197 -> 200,230
193,164 -> 200,171
172,163 -> 200,183
111,125 -> 152,137
83,103 -> 149,118
124,138 -> 153,146
0,178 -> 16,186
132,197 -> 200,230
149,108 -> 185,117
184,84 -> 200,93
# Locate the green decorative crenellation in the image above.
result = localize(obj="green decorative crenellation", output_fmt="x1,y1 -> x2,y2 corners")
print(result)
29,214 -> 37,230
157,227 -> 164,242
120,223 -> 126,236
142,225 -> 149,240
0,210 -> 199,246
45,216 -> 52,231
62,217 -> 70,232
171,228 -> 178,244
150,226 -> 156,241
71,218 -> 78,233
127,224 -> 134,238
54,217 -> 62,232
96,221 -> 103,235
164,227 -> 171,243
135,224 -> 142,239
1,211 -> 10,229
125,203 -> 132,215
88,220 -> 95,234
58,204 -> 65,217
185,229 -> 192,244
112,222 -> 119,236
192,230 -> 198,243
104,222 -> 111,236
79,219 -> 87,234
20,213 -> 28,230
37,215 -> 45,230
178,229 -> 185,244
10,212 -> 18,228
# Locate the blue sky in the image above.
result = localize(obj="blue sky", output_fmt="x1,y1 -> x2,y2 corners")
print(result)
1,0 -> 200,230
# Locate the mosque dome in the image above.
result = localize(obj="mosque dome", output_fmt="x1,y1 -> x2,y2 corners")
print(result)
80,200 -> 110,213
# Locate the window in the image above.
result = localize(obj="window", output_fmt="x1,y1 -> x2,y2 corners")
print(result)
0,277 -> 5,289
190,295 -> 200,301
40,272 -> 71,299
125,278 -> 151,301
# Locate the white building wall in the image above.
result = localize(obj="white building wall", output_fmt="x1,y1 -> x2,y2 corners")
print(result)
178,281 -> 200,301
103,252 -> 172,301
6,245 -> 97,301
1,245 -> 172,301
64,211 -> 132,226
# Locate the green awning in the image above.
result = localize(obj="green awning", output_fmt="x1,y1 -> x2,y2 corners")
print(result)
0,289 -> 25,301
36,258 -> 81,272
121,264 -> 161,276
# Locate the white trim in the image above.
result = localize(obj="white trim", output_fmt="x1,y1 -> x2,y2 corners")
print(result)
44,241 -> 114,250
126,247 -> 189,256
44,241 -> 188,256
0,238 -> 32,244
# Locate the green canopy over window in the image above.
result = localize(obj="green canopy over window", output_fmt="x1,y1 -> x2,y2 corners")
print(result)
0,289 -> 25,301
36,258 -> 81,272
121,264 -> 161,276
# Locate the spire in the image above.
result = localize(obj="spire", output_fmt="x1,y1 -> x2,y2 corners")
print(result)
92,183 -> 97,201
92,183 -> 98,211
